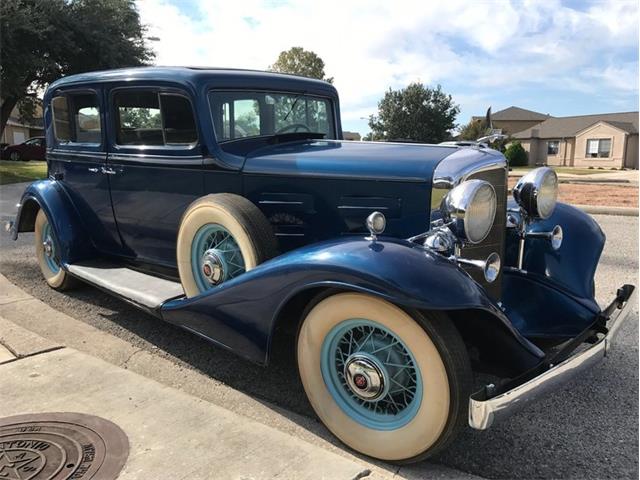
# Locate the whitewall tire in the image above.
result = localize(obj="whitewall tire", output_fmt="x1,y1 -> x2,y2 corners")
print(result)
177,194 -> 277,298
297,292 -> 471,462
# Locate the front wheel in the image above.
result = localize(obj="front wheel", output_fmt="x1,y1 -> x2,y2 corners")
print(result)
297,292 -> 471,462
8,151 -> 21,161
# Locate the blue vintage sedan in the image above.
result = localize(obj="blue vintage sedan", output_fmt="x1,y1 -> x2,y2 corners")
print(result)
8,67 -> 636,462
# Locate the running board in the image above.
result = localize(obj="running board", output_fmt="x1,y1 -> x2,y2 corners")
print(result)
67,260 -> 184,311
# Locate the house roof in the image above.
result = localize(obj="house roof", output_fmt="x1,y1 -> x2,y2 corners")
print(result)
490,106 -> 550,121
512,111 -> 639,139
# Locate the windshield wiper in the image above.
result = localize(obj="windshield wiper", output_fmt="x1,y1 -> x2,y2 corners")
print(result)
282,94 -> 302,122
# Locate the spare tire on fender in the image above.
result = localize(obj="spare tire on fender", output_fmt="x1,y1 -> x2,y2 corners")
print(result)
177,193 -> 278,297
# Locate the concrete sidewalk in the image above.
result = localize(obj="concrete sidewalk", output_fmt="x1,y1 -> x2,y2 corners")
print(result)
0,318 -> 375,480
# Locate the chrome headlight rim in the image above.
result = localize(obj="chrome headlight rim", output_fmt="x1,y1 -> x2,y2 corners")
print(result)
513,167 -> 558,220
441,179 -> 497,245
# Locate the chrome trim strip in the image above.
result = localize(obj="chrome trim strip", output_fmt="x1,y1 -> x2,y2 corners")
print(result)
49,149 -> 106,158
468,286 -> 637,430
108,154 -> 203,166
337,205 -> 389,210
259,200 -> 304,205
275,232 -> 305,237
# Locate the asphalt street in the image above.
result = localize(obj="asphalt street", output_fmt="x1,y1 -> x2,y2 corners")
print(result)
0,183 -> 637,479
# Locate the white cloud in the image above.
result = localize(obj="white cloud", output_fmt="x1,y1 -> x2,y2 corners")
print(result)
136,0 -> 638,133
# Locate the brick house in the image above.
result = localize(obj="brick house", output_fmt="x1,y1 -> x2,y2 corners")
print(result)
512,112 -> 638,169
1,101 -> 44,145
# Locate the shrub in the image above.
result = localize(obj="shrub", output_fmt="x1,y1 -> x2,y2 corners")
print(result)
504,141 -> 528,167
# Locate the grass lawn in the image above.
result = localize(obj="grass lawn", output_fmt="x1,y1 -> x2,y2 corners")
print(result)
0,160 -> 47,185
510,166 -> 616,175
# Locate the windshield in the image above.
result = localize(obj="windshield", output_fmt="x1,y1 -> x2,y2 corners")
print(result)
209,91 -> 335,142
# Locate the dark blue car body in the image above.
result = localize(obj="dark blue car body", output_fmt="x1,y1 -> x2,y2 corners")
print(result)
11,67 -> 610,378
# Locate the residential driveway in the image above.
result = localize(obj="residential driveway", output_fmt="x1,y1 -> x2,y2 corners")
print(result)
0,181 -> 30,221
0,181 -> 637,479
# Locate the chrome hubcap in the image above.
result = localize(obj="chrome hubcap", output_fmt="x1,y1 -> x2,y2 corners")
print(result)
43,236 -> 53,258
344,354 -> 386,400
201,249 -> 227,285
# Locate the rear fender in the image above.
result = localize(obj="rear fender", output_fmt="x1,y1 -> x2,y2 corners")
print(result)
160,237 -> 544,368
13,180 -> 96,264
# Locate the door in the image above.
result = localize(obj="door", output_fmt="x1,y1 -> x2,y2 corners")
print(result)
48,88 -> 123,256
106,86 -> 204,269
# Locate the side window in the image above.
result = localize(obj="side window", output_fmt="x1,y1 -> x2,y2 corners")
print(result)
114,90 -> 197,146
52,96 -> 72,142
51,93 -> 102,144
161,94 -> 198,144
217,99 -> 260,140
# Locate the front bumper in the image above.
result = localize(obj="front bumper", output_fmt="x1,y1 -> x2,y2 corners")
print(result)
469,284 -> 637,430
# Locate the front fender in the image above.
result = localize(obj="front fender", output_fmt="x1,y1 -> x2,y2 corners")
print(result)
12,180 -> 95,264
506,201 -> 604,303
161,237 -> 543,366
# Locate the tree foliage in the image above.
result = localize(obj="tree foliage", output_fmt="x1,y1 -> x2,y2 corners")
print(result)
367,83 -> 459,143
504,141 -> 529,166
0,0 -> 155,134
269,47 -> 333,83
458,118 -> 489,141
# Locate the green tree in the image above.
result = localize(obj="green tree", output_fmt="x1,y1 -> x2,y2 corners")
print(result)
368,83 -> 459,143
0,0 -> 154,136
458,118 -> 489,141
504,141 -> 529,166
269,47 -> 333,83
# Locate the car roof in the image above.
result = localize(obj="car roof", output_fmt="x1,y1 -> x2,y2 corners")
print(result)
47,66 -> 338,98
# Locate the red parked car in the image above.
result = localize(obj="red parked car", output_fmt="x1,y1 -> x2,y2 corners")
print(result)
1,136 -> 46,161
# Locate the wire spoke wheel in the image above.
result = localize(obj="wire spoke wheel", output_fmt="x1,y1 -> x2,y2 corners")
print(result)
321,319 -> 422,430
190,223 -> 246,292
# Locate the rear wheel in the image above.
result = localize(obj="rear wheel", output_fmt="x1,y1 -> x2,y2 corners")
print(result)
34,210 -> 78,290
297,292 -> 471,462
177,194 -> 277,297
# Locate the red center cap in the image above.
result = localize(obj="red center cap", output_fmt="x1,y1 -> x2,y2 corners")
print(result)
353,373 -> 368,389
203,264 -> 212,276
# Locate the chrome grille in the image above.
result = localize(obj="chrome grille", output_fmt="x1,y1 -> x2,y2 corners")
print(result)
460,167 -> 507,300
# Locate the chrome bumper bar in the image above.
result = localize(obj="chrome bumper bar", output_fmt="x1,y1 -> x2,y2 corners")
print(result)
469,285 -> 637,430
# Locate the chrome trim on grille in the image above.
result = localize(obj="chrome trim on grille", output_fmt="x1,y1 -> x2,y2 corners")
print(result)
431,149 -> 508,300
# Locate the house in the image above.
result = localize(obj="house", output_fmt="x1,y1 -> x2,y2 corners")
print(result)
1,101 -> 44,145
512,112 -> 638,169
343,130 -> 361,141
472,106 -> 551,136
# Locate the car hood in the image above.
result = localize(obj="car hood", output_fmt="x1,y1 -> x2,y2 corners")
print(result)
242,140 -> 459,182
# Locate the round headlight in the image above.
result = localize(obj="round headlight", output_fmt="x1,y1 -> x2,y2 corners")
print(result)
513,167 -> 558,219
441,179 -> 497,244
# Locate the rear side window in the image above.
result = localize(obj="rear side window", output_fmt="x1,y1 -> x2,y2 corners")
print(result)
51,93 -> 102,144
114,90 -> 197,146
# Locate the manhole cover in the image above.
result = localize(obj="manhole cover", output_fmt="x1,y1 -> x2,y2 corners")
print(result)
0,412 -> 128,480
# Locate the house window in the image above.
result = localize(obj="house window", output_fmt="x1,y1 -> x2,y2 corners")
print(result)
586,138 -> 611,158
547,141 -> 559,155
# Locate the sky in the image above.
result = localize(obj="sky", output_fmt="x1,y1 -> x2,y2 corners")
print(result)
136,0 -> 639,136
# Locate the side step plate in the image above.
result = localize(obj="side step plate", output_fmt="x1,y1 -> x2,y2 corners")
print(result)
67,261 -> 184,311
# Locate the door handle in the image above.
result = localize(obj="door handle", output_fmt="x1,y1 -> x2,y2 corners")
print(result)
88,167 -> 99,173
101,166 -> 118,175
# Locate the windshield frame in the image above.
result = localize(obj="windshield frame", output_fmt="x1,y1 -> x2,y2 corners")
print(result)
207,89 -> 338,144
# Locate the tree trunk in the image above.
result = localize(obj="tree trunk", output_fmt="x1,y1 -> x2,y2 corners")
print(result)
0,96 -> 19,139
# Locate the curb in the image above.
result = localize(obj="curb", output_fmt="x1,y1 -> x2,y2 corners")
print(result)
574,205 -> 639,216
508,174 -> 634,184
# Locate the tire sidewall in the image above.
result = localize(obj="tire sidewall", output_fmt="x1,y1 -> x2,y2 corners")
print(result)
177,199 -> 259,297
297,292 -> 452,461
